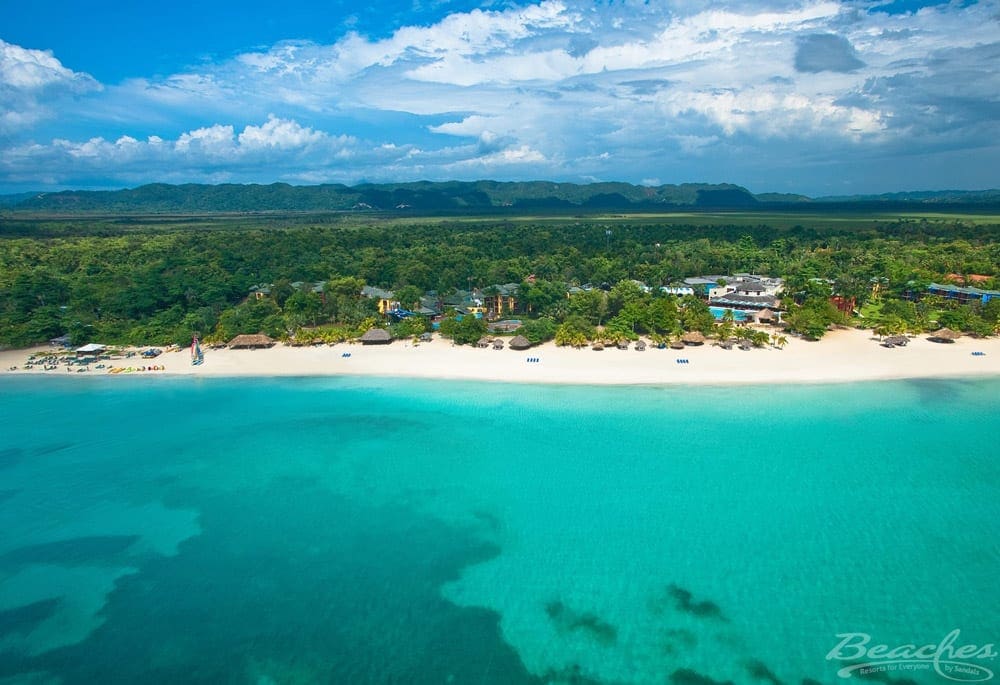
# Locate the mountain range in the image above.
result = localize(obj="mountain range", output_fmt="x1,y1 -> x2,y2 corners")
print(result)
4,181 -> 999,213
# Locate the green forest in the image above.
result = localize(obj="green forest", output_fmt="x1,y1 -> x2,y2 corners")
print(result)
1,211 -> 999,349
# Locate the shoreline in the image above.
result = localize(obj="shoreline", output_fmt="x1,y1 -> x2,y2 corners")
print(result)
3,327 -> 999,387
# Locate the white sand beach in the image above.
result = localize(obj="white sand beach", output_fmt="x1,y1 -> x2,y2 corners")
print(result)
3,327 -> 1000,386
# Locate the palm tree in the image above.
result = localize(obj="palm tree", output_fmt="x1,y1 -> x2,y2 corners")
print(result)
715,320 -> 735,344
772,334 -> 788,350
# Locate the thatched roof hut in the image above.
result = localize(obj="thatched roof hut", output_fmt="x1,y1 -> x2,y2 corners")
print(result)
616,340 -> 629,350
509,335 -> 531,350
419,332 -> 433,342
929,328 -> 961,343
592,342 -> 604,351
359,328 -> 392,344
884,335 -> 909,347
228,334 -> 275,349
757,308 -> 776,323
492,338 -> 505,350
477,336 -> 492,348
681,331 -> 706,346
635,340 -> 646,351
669,341 -> 685,350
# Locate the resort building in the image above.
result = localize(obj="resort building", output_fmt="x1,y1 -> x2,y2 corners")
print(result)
360,286 -> 399,315
290,281 -> 326,295
683,276 -> 725,296
249,284 -> 272,300
927,283 -> 1000,305
483,283 -> 520,318
709,291 -> 779,310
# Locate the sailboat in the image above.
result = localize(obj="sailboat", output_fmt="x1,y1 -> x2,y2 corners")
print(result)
191,336 -> 204,366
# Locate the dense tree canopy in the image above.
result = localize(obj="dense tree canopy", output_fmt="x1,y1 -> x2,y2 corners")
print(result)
1,214 -> 998,347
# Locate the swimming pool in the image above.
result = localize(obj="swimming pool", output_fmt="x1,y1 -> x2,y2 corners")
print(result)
709,306 -> 751,321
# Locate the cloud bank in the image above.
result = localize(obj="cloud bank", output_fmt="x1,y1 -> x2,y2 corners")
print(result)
1,1 -> 998,194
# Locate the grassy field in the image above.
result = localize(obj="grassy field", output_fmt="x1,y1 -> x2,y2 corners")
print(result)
3,207 -> 1000,237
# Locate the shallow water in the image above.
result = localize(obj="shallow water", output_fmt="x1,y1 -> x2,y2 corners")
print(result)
0,376 -> 997,684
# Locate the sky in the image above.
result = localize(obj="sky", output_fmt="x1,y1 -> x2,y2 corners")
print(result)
1,0 -> 998,196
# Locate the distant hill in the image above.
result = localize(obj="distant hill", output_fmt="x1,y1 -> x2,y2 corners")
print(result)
0,192 -> 44,208
4,181 -> 999,213
814,189 -> 1000,204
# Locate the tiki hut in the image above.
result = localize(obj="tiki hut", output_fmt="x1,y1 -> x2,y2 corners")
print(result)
635,340 -> 647,351
669,341 -> 685,350
359,328 -> 392,345
509,335 -> 532,350
419,332 -> 433,342
616,340 -> 630,350
928,328 -> 961,343
228,334 -> 275,349
756,308 -> 777,324
681,331 -> 707,346
492,338 -> 505,350
592,342 -> 605,351
477,336 -> 492,348
883,335 -> 909,347
719,339 -> 734,350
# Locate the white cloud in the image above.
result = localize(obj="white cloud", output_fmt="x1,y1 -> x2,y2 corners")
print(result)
0,39 -> 100,133
2,1 -> 998,193
2,117 -> 363,186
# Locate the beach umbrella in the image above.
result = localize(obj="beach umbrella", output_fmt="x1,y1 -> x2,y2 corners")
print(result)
509,335 -> 531,350
681,331 -> 706,345
928,328 -> 961,343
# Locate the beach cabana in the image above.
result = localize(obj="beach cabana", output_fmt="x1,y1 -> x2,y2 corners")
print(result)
492,339 -> 505,350
509,335 -> 531,350
477,336 -> 492,348
681,331 -> 706,346
883,335 -> 909,347
359,328 -> 392,345
928,328 -> 961,343
592,342 -> 604,351
616,340 -> 630,350
756,308 -> 776,324
635,340 -> 646,351
228,334 -> 275,349
75,343 -> 107,358
419,332 -> 433,342
669,341 -> 685,350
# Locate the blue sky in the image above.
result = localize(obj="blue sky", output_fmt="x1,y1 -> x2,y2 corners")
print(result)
1,0 -> 997,195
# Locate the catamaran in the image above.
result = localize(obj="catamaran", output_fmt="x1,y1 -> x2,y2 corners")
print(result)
191,337 -> 204,366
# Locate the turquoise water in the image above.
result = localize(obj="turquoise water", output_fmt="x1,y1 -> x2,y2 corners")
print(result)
0,376 -> 997,684
710,306 -> 750,321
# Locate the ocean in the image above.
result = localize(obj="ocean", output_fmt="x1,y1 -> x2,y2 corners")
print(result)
0,375 -> 997,684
